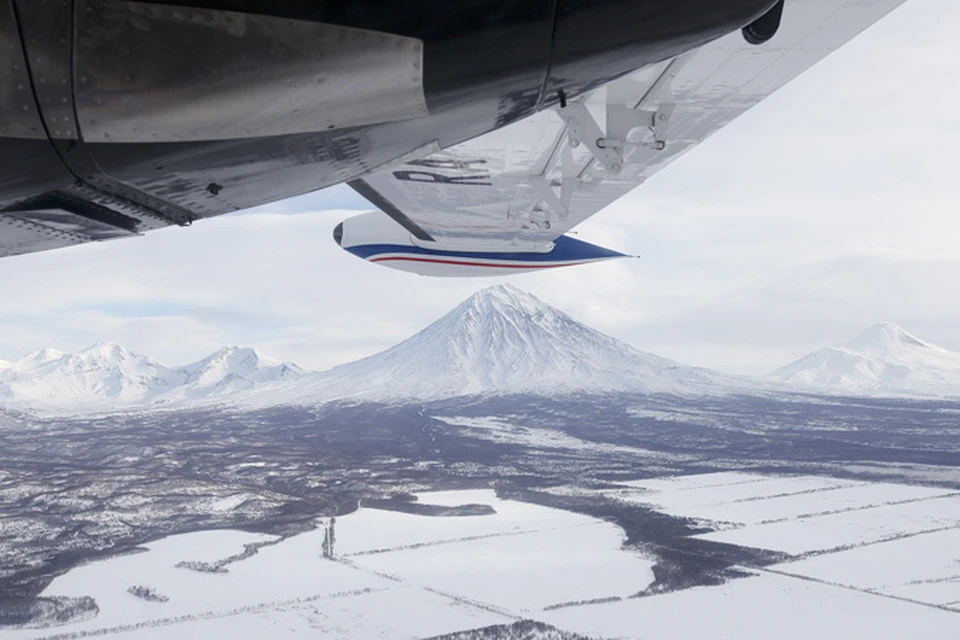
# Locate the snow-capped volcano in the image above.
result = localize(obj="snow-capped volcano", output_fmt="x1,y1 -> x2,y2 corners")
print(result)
770,322 -> 960,398
250,285 -> 743,405
0,343 -> 303,413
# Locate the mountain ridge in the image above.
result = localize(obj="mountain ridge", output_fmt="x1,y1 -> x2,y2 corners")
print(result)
0,342 -> 303,413
1,288 -> 957,414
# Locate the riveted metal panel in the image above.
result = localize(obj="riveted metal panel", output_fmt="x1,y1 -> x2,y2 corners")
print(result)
4,191 -> 140,240
74,1 -> 428,143
0,0 -> 45,139
0,212 -> 87,257
12,0 -> 78,139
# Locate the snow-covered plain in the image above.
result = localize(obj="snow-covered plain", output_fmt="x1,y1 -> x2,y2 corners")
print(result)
540,472 -> 960,639
595,471 -> 960,555
542,570 -> 960,640
9,475 -> 960,638
780,528 -> 960,607
432,416 -> 666,458
344,500 -> 651,615
604,472 -> 958,530
9,490 -> 653,639
615,473 -> 862,511
696,494 -> 960,555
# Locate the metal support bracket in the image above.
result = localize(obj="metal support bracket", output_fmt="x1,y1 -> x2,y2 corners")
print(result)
649,103 -> 676,150
557,99 -> 675,177
529,178 -> 569,220
526,138 -> 583,220
605,102 -> 676,152
556,101 -> 624,176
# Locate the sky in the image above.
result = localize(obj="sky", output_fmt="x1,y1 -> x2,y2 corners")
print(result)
0,0 -> 958,375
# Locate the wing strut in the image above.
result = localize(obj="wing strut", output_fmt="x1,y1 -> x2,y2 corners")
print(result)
348,179 -> 435,242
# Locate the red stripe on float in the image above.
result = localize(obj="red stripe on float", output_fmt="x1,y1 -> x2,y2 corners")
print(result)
369,256 -> 593,269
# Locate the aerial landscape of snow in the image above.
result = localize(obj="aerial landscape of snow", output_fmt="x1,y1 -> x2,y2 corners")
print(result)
580,472 -> 960,556
0,0 -> 958,637
2,285 -> 959,638
6,490 -> 655,639
538,472 -> 960,639
1,286 -> 957,417
8,477 -> 960,639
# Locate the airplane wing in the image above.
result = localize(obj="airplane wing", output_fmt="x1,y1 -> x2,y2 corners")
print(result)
340,0 -> 907,274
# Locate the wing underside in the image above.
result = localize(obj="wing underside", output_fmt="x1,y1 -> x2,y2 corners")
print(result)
350,0 -> 907,252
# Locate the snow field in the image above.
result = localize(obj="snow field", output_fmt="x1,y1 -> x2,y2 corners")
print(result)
775,527 -> 960,608
15,490 -> 652,639
618,473 -> 858,511
606,472 -> 960,555
70,585 -> 512,640
541,570 -> 960,640
696,494 -> 960,555
665,482 -> 955,526
883,581 -> 960,609
15,477 -> 960,639
336,489 -> 596,556
347,522 -> 655,613
536,472 -> 960,636
618,470 -> 794,492
433,415 -> 654,454
9,529 -> 395,639
340,490 -> 656,612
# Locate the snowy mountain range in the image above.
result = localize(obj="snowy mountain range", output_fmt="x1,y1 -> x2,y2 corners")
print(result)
770,322 -> 960,398
0,344 -> 301,413
0,286 -> 956,415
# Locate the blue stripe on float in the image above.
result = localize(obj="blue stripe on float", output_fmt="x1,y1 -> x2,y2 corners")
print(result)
344,234 -> 624,263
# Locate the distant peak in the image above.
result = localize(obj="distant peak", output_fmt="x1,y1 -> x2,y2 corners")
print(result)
80,342 -> 126,352
76,343 -> 144,360
486,283 -> 524,295
278,362 -> 306,375
845,322 -> 932,351
872,321 -> 910,334
211,346 -> 262,359
186,345 -> 291,373
22,347 -> 65,362
470,283 -> 532,300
